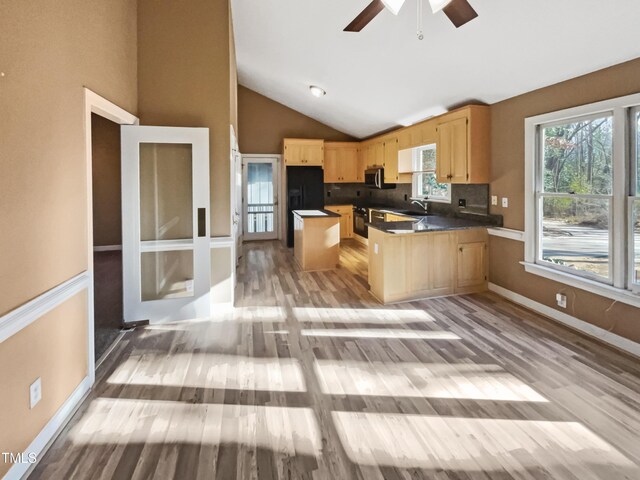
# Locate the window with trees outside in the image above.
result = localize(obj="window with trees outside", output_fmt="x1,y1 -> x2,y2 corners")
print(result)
525,93 -> 640,303
412,144 -> 450,202
539,114 -> 613,281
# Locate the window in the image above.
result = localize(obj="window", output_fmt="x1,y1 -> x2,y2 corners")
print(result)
539,114 -> 613,281
524,92 -> 640,305
631,108 -> 640,290
412,144 -> 450,202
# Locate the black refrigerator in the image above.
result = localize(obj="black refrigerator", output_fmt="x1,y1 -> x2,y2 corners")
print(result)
286,166 -> 324,247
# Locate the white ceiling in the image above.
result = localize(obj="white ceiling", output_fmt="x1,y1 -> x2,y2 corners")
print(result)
231,0 -> 640,138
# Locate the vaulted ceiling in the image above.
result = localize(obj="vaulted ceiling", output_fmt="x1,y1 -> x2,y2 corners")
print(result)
231,0 -> 640,138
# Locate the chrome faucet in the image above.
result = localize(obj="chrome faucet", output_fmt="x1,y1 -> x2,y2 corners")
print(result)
411,199 -> 429,213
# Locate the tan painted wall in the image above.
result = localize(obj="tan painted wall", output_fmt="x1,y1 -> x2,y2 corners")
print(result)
137,0 -> 234,237
0,1 -> 136,473
489,57 -> 640,343
238,86 -> 355,154
0,291 -> 88,477
92,114 -> 122,247
0,0 -> 137,315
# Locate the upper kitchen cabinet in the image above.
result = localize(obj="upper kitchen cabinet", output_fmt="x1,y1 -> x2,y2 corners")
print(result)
283,138 -> 324,166
324,142 -> 359,183
382,137 -> 399,183
398,120 -> 437,150
435,105 -> 490,184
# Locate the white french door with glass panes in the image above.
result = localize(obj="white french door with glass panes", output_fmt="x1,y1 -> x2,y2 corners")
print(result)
243,156 -> 279,240
121,126 -> 211,323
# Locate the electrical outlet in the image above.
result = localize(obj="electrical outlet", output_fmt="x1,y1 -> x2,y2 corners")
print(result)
556,293 -> 567,309
501,197 -> 509,208
30,377 -> 42,409
458,198 -> 466,208
491,195 -> 498,206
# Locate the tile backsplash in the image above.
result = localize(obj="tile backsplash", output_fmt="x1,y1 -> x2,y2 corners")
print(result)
325,182 -> 490,216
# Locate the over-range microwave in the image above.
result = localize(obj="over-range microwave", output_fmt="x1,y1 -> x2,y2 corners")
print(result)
364,167 -> 396,189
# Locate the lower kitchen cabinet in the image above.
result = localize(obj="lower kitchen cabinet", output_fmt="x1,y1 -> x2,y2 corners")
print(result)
325,205 -> 353,239
368,227 -> 488,303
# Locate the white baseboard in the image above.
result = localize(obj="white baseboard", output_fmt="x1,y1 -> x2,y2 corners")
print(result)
93,245 -> 122,252
5,376 -> 91,480
488,282 -> 640,358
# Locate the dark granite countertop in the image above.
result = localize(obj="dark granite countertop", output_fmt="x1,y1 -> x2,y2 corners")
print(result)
292,209 -> 342,219
368,215 -> 497,234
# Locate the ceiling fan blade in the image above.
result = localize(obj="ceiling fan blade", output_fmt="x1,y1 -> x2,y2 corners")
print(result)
344,0 -> 385,32
442,0 -> 478,28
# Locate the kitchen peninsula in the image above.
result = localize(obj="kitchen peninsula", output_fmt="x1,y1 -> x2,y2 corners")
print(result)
293,210 -> 341,271
368,216 -> 492,304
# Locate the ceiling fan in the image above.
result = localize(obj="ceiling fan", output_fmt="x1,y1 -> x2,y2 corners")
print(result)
344,0 -> 478,32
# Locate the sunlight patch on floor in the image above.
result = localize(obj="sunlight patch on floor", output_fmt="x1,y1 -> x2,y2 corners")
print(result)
70,399 -> 322,457
301,328 -> 460,340
332,411 -> 637,473
314,360 -> 548,402
107,353 -> 306,393
293,307 -> 436,324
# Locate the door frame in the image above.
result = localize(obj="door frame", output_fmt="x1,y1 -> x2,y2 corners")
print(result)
84,88 -> 138,384
242,154 -> 281,241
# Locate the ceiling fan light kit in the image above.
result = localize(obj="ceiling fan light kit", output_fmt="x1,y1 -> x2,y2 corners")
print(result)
381,0 -> 406,15
344,0 -> 478,34
428,0 -> 453,13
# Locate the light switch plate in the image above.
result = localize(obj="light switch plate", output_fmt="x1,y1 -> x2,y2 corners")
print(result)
556,293 -> 567,309
501,197 -> 509,208
30,377 -> 42,409
491,195 -> 498,206
374,243 -> 379,254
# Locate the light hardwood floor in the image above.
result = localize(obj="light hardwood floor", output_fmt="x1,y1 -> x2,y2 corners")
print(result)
31,240 -> 640,479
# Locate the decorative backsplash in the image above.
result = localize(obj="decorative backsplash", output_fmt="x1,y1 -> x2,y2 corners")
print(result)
325,182 -> 490,216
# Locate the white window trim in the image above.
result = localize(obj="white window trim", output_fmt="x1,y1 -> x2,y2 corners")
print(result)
524,91 -> 640,305
411,144 -> 451,203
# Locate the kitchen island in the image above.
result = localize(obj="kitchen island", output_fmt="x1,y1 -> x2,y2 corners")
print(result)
368,216 -> 491,303
293,209 -> 341,271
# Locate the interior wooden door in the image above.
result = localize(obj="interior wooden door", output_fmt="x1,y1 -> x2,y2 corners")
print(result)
121,126 -> 211,323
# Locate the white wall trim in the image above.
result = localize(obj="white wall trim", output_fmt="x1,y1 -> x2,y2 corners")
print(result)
521,261 -> 640,309
4,375 -> 91,480
488,282 -> 640,358
210,236 -> 235,248
93,245 -> 122,252
0,272 -> 89,344
487,227 -> 525,242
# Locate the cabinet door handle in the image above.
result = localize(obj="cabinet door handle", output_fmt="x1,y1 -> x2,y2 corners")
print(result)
459,247 -> 463,252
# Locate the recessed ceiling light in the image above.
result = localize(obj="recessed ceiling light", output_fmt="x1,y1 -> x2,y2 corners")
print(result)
309,85 -> 326,98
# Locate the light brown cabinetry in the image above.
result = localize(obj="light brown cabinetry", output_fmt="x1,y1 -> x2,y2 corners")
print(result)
293,212 -> 340,271
368,227 -> 487,303
397,120 -> 437,150
455,228 -> 488,291
435,105 -> 490,184
382,137 -> 399,183
324,142 -> 359,183
384,213 -> 413,222
325,205 -> 354,239
283,139 -> 324,166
